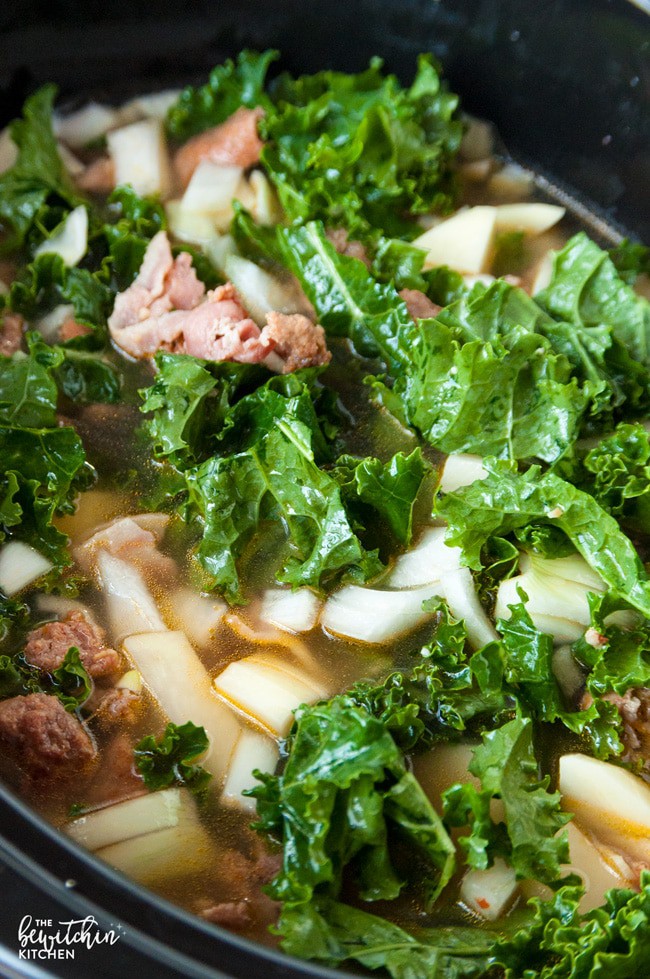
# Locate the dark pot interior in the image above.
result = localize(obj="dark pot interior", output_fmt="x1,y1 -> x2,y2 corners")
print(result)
0,1 -> 648,976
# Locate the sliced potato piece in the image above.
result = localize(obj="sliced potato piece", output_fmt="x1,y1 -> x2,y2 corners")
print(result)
67,787 -> 193,851
412,206 -> 497,274
96,819 -> 214,885
180,160 -> 242,216
221,727 -> 279,813
34,205 -> 88,267
0,541 -> 52,596
559,753 -> 650,864
495,203 -> 565,235
260,588 -> 321,634
107,119 -> 171,197
439,454 -> 488,494
322,584 -> 441,644
122,631 -> 240,782
213,655 -> 326,738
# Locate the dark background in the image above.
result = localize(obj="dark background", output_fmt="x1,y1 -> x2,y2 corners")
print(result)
0,1 -> 649,977
1,0 -> 649,240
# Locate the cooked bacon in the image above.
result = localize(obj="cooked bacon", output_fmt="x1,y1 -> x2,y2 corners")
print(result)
76,156 -> 116,194
326,228 -> 371,267
399,288 -> 442,321
0,693 -> 96,781
24,610 -> 121,678
0,312 -> 24,356
174,107 -> 264,186
91,688 -> 142,729
264,312 -> 331,372
108,232 -> 331,371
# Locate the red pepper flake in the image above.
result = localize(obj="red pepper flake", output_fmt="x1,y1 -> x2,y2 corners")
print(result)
476,898 -> 490,909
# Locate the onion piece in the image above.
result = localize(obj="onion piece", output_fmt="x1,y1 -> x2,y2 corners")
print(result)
444,567 -> 499,648
122,630 -> 240,782
106,119 -> 171,197
386,526 -> 462,588
96,551 -> 167,642
439,454 -> 488,494
411,206 -> 497,274
164,586 -> 226,647
460,858 -> 518,921
67,786 -> 194,851
213,655 -> 327,738
53,103 -> 119,148
0,542 -> 52,596
221,727 -> 279,813
260,588 -> 321,633
322,584 -> 442,644
34,205 -> 88,267
180,160 -> 243,220
531,251 -> 553,295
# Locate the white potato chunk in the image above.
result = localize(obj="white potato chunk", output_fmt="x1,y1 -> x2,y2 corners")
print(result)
439,454 -> 488,494
460,858 -> 518,920
214,655 -> 326,738
559,753 -> 650,864
0,542 -> 52,596
412,206 -> 497,274
260,589 -> 321,633
495,203 -> 565,235
34,205 -> 88,267
122,631 -> 240,782
107,119 -> 171,197
221,727 -> 280,813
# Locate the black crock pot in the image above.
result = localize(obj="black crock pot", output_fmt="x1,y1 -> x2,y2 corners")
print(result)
0,1 -> 648,976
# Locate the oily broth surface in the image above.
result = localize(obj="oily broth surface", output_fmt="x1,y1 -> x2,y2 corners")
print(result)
6,168 -> 616,934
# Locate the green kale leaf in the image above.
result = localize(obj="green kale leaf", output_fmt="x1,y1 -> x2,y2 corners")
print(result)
134,720 -> 212,794
437,463 -> 650,617
166,49 -> 278,142
442,715 -> 570,881
262,55 -> 462,238
0,85 -> 82,254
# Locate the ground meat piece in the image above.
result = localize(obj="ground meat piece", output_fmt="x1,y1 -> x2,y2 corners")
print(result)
24,610 -> 121,678
91,688 -> 141,729
603,688 -> 650,761
0,312 -> 24,356
76,156 -> 115,194
199,901 -> 252,929
0,693 -> 96,780
174,106 -> 264,187
326,228 -> 371,267
264,311 -> 331,372
398,288 -> 442,321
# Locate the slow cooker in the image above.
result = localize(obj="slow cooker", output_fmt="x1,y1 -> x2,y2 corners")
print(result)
0,1 -> 648,976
